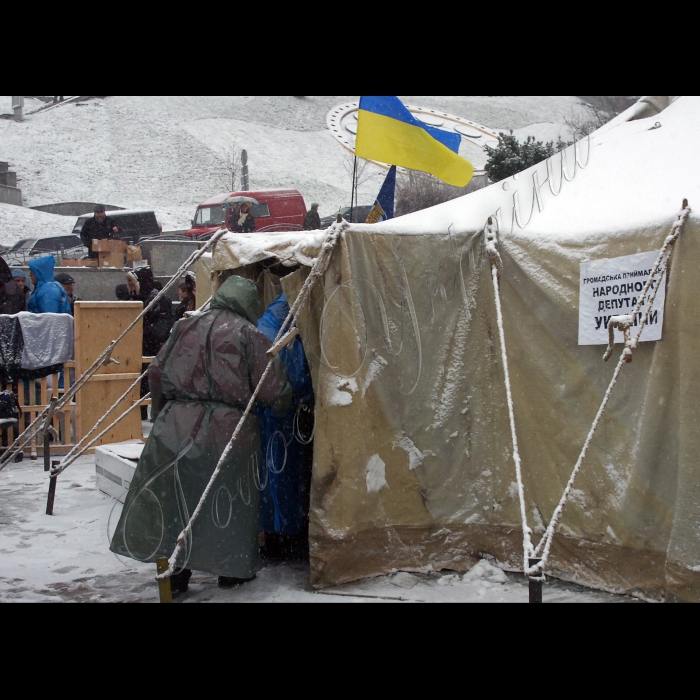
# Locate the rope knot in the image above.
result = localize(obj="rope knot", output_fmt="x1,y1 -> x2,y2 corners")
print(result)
604,315 -> 635,363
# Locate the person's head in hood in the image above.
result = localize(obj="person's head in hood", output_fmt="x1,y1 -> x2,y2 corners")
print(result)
29,256 -> 57,288
12,270 -> 27,292
184,271 -> 196,296
211,276 -> 262,325
126,266 -> 156,301
27,256 -> 72,315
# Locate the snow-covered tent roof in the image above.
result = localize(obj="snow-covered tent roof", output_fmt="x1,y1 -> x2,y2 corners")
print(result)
207,96 -> 700,601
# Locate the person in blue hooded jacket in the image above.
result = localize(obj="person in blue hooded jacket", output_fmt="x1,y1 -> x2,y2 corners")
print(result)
27,257 -> 72,315
257,294 -> 315,560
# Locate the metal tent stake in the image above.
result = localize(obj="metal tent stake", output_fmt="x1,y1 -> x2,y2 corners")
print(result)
529,558 -> 543,604
42,398 -> 58,473
46,462 -> 59,516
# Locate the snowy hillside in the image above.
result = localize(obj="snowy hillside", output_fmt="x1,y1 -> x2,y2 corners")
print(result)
0,203 -> 77,246
0,96 -> 586,246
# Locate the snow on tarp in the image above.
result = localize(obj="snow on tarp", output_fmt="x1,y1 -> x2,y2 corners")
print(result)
213,97 -> 700,601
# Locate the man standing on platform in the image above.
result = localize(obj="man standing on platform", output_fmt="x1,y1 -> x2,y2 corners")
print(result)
80,205 -> 120,259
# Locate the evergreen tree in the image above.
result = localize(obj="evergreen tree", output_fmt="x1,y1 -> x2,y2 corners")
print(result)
485,131 -> 570,183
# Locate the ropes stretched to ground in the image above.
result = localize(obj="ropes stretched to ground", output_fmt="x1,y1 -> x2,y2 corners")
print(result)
486,221 -> 535,567
58,394 -> 151,469
0,227 -> 230,472
158,220 -> 348,579
489,203 -> 690,578
51,370 -> 150,476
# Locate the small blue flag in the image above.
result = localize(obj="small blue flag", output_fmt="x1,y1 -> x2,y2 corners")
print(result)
366,166 -> 397,223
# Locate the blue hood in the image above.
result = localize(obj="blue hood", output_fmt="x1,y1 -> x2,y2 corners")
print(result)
27,256 -> 72,315
258,294 -> 290,339
29,256 -> 57,287
258,294 -> 312,404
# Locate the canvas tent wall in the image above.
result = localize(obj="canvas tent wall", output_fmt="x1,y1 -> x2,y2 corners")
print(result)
209,96 -> 700,602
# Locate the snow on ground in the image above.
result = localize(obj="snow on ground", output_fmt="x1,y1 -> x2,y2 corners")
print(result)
0,96 -> 588,246
0,203 -> 74,247
0,449 -> 639,603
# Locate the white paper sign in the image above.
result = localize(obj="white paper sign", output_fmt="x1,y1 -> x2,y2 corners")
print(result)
579,251 -> 666,346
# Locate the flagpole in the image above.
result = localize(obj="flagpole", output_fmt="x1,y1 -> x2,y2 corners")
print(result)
351,155 -> 358,222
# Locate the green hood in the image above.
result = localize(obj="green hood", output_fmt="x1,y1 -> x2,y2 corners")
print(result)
211,276 -> 262,325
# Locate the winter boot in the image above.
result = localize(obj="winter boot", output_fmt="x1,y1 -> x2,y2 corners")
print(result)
170,569 -> 192,596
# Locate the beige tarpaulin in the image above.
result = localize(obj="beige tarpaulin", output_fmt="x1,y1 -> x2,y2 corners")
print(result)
211,96 -> 700,601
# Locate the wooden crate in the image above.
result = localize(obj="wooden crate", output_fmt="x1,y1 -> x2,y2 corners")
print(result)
74,302 -> 145,448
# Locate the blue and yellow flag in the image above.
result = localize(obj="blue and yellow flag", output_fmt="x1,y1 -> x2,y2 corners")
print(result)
356,96 -> 474,187
366,166 -> 397,223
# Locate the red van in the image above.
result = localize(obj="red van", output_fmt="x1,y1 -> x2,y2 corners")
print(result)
185,189 -> 307,239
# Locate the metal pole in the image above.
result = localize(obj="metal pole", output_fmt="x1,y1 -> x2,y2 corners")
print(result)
529,558 -> 543,604
12,96 -> 24,122
46,461 -> 59,515
351,156 -> 358,222
157,558 -> 173,604
241,149 -> 249,192
42,398 -> 58,473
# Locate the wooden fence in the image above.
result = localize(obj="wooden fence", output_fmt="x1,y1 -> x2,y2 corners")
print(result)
3,363 -> 77,458
1,302 -> 147,460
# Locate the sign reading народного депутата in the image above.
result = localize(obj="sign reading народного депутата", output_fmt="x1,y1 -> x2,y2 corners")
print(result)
579,251 -> 666,346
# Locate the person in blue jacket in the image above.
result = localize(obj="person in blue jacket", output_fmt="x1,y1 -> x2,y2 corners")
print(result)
257,294 -> 315,560
27,257 -> 72,315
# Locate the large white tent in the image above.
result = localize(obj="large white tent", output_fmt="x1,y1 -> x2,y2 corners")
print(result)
201,96 -> 700,601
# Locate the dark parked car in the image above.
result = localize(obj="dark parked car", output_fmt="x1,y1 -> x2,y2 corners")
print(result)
73,209 -> 162,245
320,205 -> 374,228
2,235 -> 86,266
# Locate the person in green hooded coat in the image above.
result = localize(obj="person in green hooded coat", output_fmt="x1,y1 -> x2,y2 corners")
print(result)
110,276 -> 292,591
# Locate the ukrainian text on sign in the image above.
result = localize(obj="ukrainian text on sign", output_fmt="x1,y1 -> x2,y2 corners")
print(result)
579,251 -> 666,346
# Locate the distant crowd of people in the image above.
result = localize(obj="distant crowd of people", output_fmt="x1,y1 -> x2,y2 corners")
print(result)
1,248 -> 198,424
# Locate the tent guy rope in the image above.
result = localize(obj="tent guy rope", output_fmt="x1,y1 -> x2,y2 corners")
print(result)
488,202 -> 690,581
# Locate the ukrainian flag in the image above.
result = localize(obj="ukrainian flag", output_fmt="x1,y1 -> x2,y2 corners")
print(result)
355,96 -> 474,187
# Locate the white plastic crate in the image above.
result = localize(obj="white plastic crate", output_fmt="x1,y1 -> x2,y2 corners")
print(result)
95,441 -> 145,503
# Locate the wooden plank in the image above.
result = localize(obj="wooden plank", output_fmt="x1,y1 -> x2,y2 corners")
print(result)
74,302 -> 144,446
73,303 -> 138,310
90,373 -> 141,383
74,302 -> 143,376
79,380 -> 142,448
